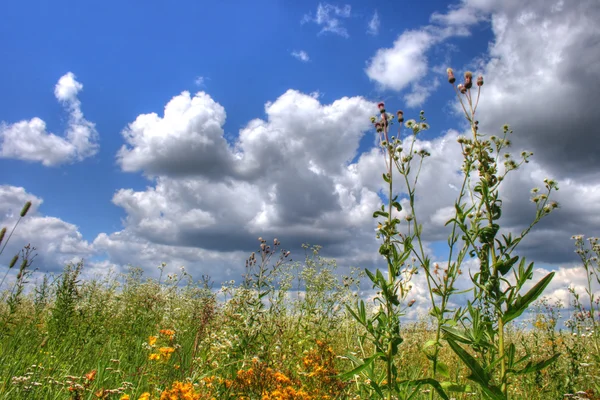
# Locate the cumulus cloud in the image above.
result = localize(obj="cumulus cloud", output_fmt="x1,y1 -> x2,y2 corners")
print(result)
116,91 -> 235,179
302,3 -> 352,38
0,72 -> 99,166
0,185 -> 94,274
291,50 -> 310,62
367,10 -> 380,36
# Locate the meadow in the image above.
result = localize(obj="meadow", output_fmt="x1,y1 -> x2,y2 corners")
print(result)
1,72 -> 599,400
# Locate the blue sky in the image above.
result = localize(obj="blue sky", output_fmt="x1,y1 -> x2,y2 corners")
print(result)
0,0 -> 492,238
1,0 -> 599,310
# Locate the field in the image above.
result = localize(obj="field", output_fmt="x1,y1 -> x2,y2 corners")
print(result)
0,242 -> 598,400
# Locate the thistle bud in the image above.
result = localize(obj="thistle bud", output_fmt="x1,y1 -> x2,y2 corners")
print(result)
457,83 -> 466,94
370,116 -> 376,123
377,102 -> 385,110
408,299 -> 416,307
375,122 -> 382,132
446,68 -> 456,84
464,71 -> 473,89
477,76 -> 484,87
396,110 -> 404,123
20,201 -> 32,217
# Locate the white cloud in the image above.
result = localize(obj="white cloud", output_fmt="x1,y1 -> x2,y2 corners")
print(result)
0,72 -> 99,166
116,91 -> 235,178
367,10 -> 380,36
302,3 -> 352,38
291,50 -> 310,62
0,185 -> 94,274
365,30 -> 436,92
194,76 -> 205,86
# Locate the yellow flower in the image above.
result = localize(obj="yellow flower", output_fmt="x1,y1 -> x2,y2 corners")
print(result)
148,336 -> 157,346
120,395 -> 130,400
158,347 -> 175,360
149,353 -> 161,361
138,393 -> 151,400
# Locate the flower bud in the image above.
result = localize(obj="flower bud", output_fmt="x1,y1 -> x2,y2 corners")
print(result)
457,83 -> 466,94
370,116 -> 376,123
464,71 -> 473,89
396,110 -> 404,123
377,102 -> 385,110
0,227 -> 6,247
408,299 -> 416,307
477,76 -> 484,87
447,68 -> 456,84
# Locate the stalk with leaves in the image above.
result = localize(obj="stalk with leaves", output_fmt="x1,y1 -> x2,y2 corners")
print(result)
441,69 -> 560,399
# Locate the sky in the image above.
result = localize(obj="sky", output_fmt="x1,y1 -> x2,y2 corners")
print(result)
1,0 -> 599,313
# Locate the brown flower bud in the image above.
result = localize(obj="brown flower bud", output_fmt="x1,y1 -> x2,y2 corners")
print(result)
457,83 -> 467,94
408,299 -> 416,307
396,110 -> 404,123
477,76 -> 484,86
464,71 -> 473,89
446,68 -> 456,84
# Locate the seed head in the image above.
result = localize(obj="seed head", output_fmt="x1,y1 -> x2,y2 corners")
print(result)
447,68 -> 456,84
9,254 -> 18,269
0,227 -> 6,246
20,201 -> 32,217
464,71 -> 473,89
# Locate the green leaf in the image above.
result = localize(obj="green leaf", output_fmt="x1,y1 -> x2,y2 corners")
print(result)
494,255 -> 519,276
337,352 -> 385,380
399,378 -> 449,400
441,382 -> 473,392
446,338 -> 490,388
441,326 -> 472,344
437,362 -> 450,379
503,271 -> 555,324
511,353 -> 560,375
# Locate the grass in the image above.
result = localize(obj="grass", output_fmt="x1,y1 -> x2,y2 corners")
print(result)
0,243 -> 598,399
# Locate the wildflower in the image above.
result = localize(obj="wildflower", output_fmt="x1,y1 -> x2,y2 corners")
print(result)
370,116 -> 376,123
84,370 -> 97,382
405,119 -> 416,128
457,83 -> 466,94
408,299 -> 416,307
120,395 -> 130,400
148,336 -> 157,346
397,110 -> 404,122
149,353 -> 161,361
447,68 -> 456,84
375,122 -> 382,132
159,347 -> 175,360
477,75 -> 484,86
420,122 -> 430,130
378,101 -> 385,111
138,393 -> 151,400
464,71 -> 473,89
